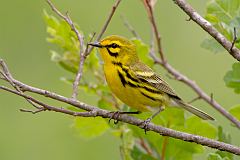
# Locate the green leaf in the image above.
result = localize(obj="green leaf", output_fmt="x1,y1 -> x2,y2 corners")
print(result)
203,0 -> 240,52
206,0 -> 240,25
229,105 -> 240,121
50,50 -> 79,73
119,125 -> 135,160
97,97 -> 115,110
183,116 -> 217,139
224,62 -> 240,94
132,39 -> 154,67
44,10 -> 81,73
215,126 -> 233,160
208,153 -> 231,160
73,117 -> 109,139
201,38 -> 225,54
131,145 -> 157,160
208,153 -> 223,160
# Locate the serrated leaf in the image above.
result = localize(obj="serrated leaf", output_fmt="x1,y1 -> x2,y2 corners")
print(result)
208,153 -> 231,160
183,116 -> 217,139
229,105 -> 240,121
206,0 -> 240,25
203,0 -> 240,52
208,153 -> 224,160
132,39 -> 154,67
224,62 -> 240,94
73,117 -> 109,139
201,38 -> 225,53
44,10 -> 81,73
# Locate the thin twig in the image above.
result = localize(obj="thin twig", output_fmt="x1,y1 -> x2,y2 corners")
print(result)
210,93 -> 214,103
230,27 -> 237,52
120,15 -> 141,39
143,0 -> 166,63
87,0 -> 122,54
161,136 -> 168,160
96,0 -> 122,41
139,138 -> 153,156
161,121 -> 170,160
20,108 -> 46,114
188,96 -> 201,104
0,86 -> 98,117
143,0 -> 240,129
84,32 -> 96,57
173,0 -> 240,61
46,0 -> 85,99
1,59 -> 240,155
149,27 -> 155,58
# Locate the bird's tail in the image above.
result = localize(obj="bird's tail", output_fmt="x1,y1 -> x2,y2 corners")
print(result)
173,99 -> 214,120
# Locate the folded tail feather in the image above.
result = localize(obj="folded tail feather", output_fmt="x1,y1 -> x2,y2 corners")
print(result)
173,99 -> 214,120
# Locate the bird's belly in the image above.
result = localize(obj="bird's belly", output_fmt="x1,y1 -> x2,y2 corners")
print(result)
104,66 -> 166,112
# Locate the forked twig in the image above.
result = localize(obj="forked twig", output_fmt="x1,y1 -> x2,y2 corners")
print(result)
230,27 -> 237,52
173,0 -> 240,61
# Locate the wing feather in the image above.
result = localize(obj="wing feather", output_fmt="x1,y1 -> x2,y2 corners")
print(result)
130,62 -> 181,99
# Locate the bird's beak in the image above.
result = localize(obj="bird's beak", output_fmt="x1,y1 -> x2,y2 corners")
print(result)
88,42 -> 103,48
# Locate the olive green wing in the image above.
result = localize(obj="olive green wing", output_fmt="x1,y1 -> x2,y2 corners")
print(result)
130,62 -> 181,99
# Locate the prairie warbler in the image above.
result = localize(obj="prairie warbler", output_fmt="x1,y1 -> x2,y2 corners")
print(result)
89,35 -> 214,125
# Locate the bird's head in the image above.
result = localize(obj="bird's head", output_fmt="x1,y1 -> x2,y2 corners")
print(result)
88,35 -> 138,65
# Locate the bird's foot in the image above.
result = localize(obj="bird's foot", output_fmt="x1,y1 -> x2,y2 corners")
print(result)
108,111 -> 141,124
141,118 -> 152,134
109,111 -> 121,124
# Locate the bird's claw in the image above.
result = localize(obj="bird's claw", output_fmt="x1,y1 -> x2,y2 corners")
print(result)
141,118 -> 152,134
108,110 -> 141,124
109,111 -> 120,124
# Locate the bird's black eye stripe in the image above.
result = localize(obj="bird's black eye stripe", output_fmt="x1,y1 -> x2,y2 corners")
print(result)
106,43 -> 120,49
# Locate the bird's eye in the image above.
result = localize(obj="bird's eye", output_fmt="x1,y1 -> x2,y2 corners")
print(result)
111,43 -> 119,48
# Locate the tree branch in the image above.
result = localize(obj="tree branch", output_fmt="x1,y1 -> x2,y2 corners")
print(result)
1,59 -> 240,155
120,15 -> 141,39
87,0 -> 122,55
173,0 -> 240,61
143,0 -> 240,129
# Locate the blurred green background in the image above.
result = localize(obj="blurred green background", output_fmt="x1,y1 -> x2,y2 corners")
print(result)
0,0 -> 239,160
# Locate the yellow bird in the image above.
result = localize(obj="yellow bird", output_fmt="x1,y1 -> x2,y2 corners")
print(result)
89,35 -> 214,125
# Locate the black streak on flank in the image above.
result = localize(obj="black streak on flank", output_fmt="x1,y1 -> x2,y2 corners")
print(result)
112,61 -> 139,83
140,92 -> 158,101
118,70 -> 127,87
107,48 -> 119,57
112,61 -> 122,67
122,68 -> 139,83
113,61 -> 163,94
